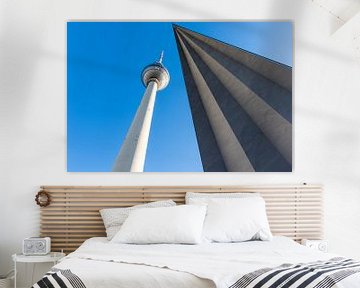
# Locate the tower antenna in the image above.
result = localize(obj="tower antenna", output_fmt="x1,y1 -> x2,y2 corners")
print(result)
158,51 -> 164,64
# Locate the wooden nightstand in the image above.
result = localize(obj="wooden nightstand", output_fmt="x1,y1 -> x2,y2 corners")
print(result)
12,252 -> 65,288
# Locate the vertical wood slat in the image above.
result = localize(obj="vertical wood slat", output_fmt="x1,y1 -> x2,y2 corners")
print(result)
39,184 -> 323,253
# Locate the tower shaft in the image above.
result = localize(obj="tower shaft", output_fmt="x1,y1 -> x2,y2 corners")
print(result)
112,81 -> 158,172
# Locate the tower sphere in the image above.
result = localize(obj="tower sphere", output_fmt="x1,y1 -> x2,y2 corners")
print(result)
141,62 -> 170,91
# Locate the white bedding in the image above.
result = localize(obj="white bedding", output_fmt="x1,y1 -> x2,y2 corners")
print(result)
53,237 -> 360,288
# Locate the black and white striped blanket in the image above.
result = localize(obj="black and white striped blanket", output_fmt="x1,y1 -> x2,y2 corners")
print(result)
32,268 -> 86,288
230,257 -> 360,288
32,258 -> 359,288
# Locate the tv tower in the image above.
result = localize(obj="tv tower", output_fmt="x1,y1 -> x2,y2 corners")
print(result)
112,52 -> 170,172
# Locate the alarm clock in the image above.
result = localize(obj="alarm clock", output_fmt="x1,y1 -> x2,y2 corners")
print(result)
301,239 -> 328,252
23,237 -> 51,255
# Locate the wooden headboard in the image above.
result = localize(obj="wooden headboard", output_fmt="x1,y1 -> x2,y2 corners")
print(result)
39,184 -> 323,253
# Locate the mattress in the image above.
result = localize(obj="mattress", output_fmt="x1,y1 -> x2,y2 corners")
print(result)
36,236 -> 360,288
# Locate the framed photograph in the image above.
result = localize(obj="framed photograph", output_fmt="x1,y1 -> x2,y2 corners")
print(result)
67,22 -> 292,172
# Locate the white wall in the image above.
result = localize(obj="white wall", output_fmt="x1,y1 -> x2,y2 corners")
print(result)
1,0 -> 360,286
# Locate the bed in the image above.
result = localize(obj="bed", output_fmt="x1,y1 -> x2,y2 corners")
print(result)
33,236 -> 360,288
33,185 -> 360,288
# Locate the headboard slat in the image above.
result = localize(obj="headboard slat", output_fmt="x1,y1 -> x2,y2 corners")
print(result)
40,184 -> 323,253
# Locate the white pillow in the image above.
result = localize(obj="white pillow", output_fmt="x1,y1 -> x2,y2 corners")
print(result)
202,197 -> 272,243
111,205 -> 207,244
186,192 -> 259,204
100,200 -> 176,240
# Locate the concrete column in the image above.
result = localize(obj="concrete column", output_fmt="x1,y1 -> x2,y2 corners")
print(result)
112,81 -> 158,172
174,25 -> 292,172
177,36 -> 254,172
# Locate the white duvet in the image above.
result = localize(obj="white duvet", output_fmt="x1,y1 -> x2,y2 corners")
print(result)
54,237 -> 360,288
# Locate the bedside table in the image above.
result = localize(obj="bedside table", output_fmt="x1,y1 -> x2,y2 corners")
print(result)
12,252 -> 65,288
301,239 -> 328,252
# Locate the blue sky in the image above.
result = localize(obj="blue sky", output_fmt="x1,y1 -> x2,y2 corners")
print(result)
67,21 -> 292,172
